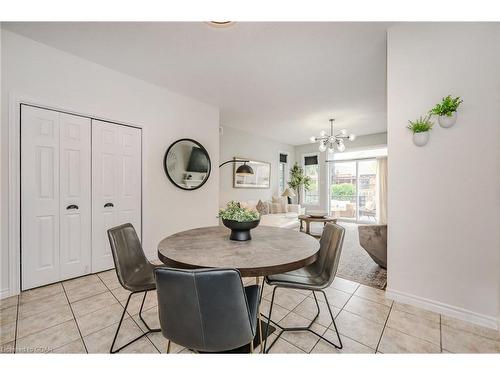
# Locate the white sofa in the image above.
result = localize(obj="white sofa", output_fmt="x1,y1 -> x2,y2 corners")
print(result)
238,200 -> 305,230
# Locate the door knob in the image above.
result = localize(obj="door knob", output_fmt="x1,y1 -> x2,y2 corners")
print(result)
104,203 -> 114,208
66,204 -> 79,210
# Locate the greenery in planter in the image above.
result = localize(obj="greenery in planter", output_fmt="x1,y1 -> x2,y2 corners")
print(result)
331,183 -> 356,200
407,115 -> 433,133
430,95 -> 463,117
288,163 -> 311,204
218,201 -> 259,222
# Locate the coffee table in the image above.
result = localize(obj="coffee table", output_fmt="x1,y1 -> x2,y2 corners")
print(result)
298,214 -> 337,238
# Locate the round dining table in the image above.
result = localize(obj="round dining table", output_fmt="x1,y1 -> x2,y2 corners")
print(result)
157,225 -> 320,277
157,225 -> 319,353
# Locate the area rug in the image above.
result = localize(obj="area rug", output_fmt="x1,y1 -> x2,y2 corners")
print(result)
309,222 -> 387,290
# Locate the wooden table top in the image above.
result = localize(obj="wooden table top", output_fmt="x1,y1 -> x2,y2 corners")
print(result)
298,214 -> 337,223
157,225 -> 319,277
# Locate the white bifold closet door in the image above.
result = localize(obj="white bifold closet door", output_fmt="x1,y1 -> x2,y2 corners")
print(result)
21,105 -> 91,290
91,120 -> 142,273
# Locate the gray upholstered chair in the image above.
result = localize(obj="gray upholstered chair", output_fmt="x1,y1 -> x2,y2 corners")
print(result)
263,223 -> 345,353
358,224 -> 387,269
107,223 -> 161,353
154,267 -> 260,353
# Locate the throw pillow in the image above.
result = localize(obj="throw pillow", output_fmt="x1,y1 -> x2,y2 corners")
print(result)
271,202 -> 287,214
272,195 -> 288,213
256,200 -> 270,216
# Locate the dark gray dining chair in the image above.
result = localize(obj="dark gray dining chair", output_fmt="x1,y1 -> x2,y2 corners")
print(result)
263,222 -> 345,353
154,267 -> 260,353
107,223 -> 161,353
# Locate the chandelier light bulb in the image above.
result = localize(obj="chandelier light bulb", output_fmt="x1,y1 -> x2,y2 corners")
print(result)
309,136 -> 317,143
319,142 -> 327,152
328,142 -> 335,153
319,130 -> 327,137
348,134 -> 356,141
337,141 -> 346,152
340,129 -> 347,136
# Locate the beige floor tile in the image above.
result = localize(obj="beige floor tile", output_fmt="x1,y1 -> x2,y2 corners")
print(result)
122,337 -> 159,353
441,325 -> 500,353
393,302 -> 440,323
378,327 -> 441,353
0,341 -> 15,354
110,285 -> 131,302
311,333 -> 373,353
318,287 -> 352,309
386,309 -> 440,345
260,299 -> 290,324
17,303 -> 73,339
20,283 -> 64,305
441,315 -> 500,341
147,331 -> 185,353
264,288 -> 307,310
71,291 -> 118,317
16,320 -> 80,353
97,269 -> 117,282
292,296 -> 340,328
332,277 -> 360,294
0,305 -> 18,326
120,291 -> 158,316
132,306 -> 161,333
0,295 -> 18,310
268,336 -> 305,353
344,295 -> 390,325
354,285 -> 393,307
0,321 -> 16,345
281,322 -> 327,353
65,281 -> 107,303
51,339 -> 87,354
18,292 -> 68,320
63,274 -> 101,291
334,310 -> 384,349
83,317 -> 145,353
76,303 -> 125,336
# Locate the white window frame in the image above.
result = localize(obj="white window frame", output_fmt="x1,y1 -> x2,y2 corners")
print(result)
277,151 -> 289,195
302,152 -> 320,206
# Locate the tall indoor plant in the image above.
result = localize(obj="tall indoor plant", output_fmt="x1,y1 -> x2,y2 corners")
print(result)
288,163 -> 311,204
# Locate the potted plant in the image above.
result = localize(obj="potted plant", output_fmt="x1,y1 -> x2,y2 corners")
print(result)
407,115 -> 433,146
430,95 -> 463,128
288,163 -> 311,204
218,201 -> 260,241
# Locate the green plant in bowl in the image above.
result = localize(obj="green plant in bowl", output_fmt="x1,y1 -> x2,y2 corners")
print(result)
407,115 -> 433,133
430,95 -> 463,117
218,201 -> 259,222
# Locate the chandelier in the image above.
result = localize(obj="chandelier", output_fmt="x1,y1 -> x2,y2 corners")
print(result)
309,118 -> 356,153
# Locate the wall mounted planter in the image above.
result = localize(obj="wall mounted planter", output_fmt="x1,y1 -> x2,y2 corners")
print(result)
438,112 -> 457,128
412,132 -> 430,147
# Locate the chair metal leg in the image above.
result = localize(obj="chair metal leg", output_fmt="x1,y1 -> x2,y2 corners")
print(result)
262,286 -> 343,353
250,340 -> 254,353
110,290 -> 160,354
166,340 -> 171,354
138,291 -> 161,333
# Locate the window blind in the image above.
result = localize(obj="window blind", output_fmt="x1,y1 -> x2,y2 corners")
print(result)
304,155 -> 318,166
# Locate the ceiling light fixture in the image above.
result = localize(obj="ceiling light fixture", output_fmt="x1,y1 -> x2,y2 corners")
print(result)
310,118 -> 356,153
207,21 -> 235,28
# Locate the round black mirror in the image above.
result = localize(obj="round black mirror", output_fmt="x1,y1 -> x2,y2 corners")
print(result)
164,139 -> 211,190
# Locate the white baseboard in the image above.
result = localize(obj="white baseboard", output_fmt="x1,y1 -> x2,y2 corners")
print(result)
0,288 -> 16,300
386,288 -> 498,330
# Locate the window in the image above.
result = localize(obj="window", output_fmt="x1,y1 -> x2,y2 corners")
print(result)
303,155 -> 319,205
278,153 -> 288,194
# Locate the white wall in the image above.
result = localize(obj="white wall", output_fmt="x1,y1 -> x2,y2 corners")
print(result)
219,126 -> 295,205
294,132 -> 387,211
387,23 -> 500,328
1,30 -> 220,297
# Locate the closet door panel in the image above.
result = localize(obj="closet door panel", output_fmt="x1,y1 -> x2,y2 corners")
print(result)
59,113 -> 91,279
92,120 -> 121,272
21,106 -> 61,290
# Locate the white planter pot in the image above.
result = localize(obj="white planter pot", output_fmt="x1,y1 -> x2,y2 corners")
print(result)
438,112 -> 457,128
413,132 -> 429,147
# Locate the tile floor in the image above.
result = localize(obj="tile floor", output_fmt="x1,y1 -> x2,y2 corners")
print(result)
1,270 -> 499,354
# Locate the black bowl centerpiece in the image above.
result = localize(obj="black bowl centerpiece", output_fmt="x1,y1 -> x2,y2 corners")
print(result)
218,201 -> 260,241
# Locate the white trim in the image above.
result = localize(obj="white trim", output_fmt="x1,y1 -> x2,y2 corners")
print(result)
7,92 -> 144,297
277,150 -> 289,195
386,287 -> 498,330
301,152 -> 320,207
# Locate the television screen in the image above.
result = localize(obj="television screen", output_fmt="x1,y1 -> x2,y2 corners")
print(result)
186,147 -> 209,173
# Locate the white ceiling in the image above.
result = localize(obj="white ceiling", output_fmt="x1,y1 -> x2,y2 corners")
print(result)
3,22 -> 389,145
